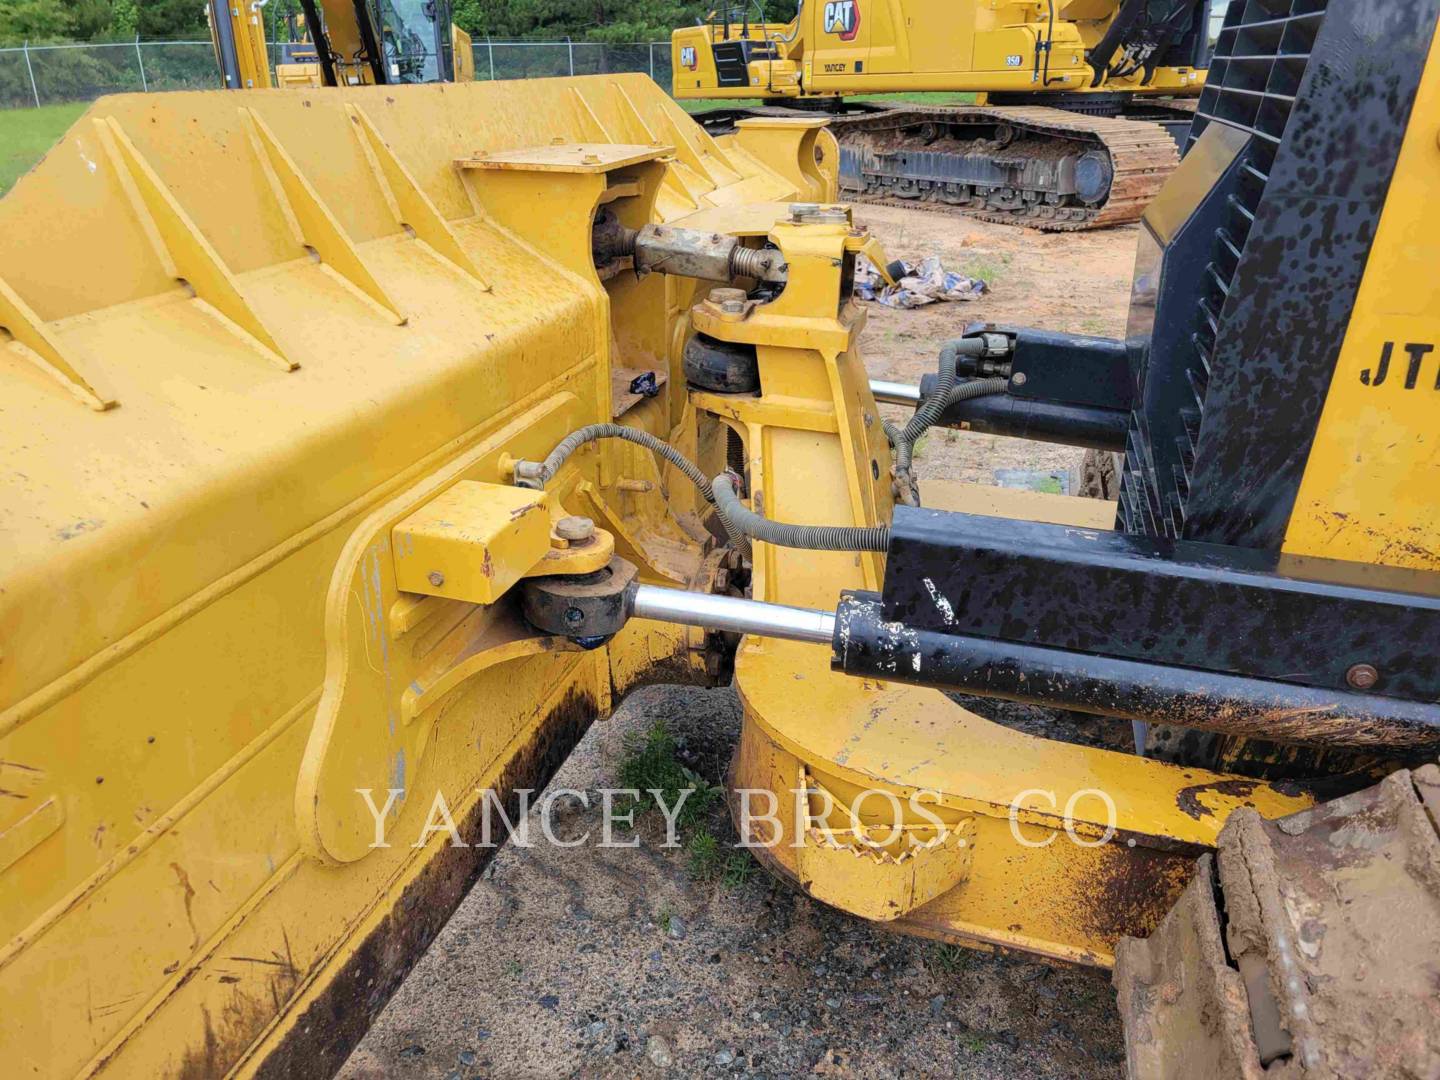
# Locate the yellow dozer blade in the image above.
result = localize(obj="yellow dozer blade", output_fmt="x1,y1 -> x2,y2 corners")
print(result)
0,75 -> 834,1078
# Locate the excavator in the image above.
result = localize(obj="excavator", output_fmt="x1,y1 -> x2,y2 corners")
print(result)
671,0 -> 1214,228
2,0 -> 1439,1073
206,0 -> 474,91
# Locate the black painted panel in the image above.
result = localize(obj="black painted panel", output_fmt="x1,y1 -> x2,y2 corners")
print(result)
881,506 -> 1440,701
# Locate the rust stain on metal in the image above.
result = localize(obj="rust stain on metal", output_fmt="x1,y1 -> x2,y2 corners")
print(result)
170,862 -> 200,950
250,686 -> 599,1079
1076,842 -> 1196,949
174,949 -> 302,1080
1175,778 -> 1265,820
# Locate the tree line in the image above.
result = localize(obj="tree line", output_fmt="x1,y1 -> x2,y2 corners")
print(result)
0,0 -> 775,47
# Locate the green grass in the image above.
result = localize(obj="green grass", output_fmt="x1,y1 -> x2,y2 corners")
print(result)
679,91 -> 978,114
616,720 -> 719,830
927,942 -> 971,975
958,252 -> 1012,287
616,719 -> 756,889
686,827 -> 756,886
0,103 -> 87,197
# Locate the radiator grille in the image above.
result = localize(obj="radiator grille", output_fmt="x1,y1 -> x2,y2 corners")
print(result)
1117,0 -> 1328,537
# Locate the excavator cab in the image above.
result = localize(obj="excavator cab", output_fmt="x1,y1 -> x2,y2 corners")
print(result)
296,0 -> 460,87
210,0 -> 463,91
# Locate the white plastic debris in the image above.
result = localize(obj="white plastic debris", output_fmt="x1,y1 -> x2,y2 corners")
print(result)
854,255 -> 989,308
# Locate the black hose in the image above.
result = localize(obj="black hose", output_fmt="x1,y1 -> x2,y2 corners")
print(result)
536,424 -> 715,499
892,376 -> 1011,475
886,338 -> 1008,505
713,472 -> 889,552
530,424 -> 752,557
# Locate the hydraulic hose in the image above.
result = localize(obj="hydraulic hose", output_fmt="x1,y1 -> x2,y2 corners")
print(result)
532,424 -> 716,499
712,472 -> 889,552
885,337 -> 1009,506
522,424 -> 752,557
889,376 -> 1011,478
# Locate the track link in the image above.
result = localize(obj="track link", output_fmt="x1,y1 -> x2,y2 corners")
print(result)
1115,764 -> 1440,1078
832,104 -> 1179,231
704,102 -> 1180,231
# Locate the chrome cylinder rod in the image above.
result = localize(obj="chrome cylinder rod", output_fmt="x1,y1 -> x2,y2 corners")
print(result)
868,379 -> 921,406
631,585 -> 835,646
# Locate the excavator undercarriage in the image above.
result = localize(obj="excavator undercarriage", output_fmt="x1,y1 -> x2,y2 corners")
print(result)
693,100 -> 1187,231
3,0 -> 1440,1069
672,0 -> 1212,229
832,102 -> 1182,229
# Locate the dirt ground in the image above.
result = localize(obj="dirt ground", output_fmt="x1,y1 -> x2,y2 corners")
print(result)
338,208 -> 1142,1080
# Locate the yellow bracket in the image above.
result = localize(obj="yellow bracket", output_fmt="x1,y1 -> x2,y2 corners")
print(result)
393,481 -> 554,605
848,232 -> 898,286
97,116 -> 296,372
391,479 -> 619,608
297,394 -> 588,865
0,274 -> 116,411
240,107 -> 407,326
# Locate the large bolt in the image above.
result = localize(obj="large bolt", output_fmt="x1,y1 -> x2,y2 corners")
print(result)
427,570 -> 446,587
707,286 -> 748,315
555,515 -> 595,542
1346,663 -> 1379,690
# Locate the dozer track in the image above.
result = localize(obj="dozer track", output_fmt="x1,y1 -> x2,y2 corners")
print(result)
831,104 -> 1180,231
1115,765 -> 1440,1078
701,102 -> 1180,230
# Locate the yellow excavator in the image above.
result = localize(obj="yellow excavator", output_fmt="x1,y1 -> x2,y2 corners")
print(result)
206,0 -> 474,91
672,0 -> 1213,228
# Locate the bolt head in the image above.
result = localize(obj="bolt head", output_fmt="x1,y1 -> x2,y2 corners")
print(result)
427,570 -> 445,587
1011,371 -> 1028,387
555,515 -> 595,541
1346,663 -> 1379,690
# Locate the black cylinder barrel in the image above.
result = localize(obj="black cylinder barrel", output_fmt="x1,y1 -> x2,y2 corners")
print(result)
831,592 -> 1440,749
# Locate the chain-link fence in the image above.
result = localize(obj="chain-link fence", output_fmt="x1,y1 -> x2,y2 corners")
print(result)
477,41 -> 672,88
0,39 -> 675,110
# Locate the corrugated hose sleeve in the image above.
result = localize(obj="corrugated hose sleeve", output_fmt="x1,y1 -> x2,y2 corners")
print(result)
538,424 -> 715,498
712,472 -> 890,552
535,424 -> 751,557
890,374 -> 1011,504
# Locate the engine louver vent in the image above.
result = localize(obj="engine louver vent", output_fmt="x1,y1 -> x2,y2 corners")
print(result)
1117,0 -> 1328,538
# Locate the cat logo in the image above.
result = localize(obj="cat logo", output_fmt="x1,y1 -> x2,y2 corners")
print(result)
823,0 -> 861,41
680,45 -> 697,69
